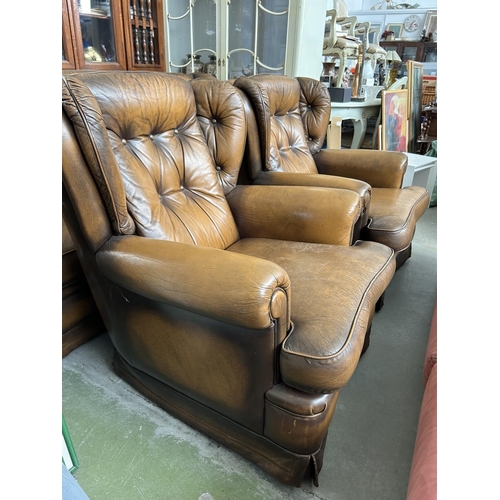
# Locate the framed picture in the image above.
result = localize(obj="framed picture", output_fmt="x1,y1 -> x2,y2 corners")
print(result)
423,10 -> 437,38
407,60 -> 424,153
386,23 -> 403,39
381,89 -> 408,152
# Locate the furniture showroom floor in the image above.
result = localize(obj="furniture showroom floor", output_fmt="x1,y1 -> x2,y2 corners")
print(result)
62,206 -> 437,500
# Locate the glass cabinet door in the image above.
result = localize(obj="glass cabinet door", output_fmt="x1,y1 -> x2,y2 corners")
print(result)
226,0 -> 289,79
400,45 -> 417,62
423,44 -> 437,63
164,0 -> 290,80
73,0 -> 127,69
165,0 -> 218,74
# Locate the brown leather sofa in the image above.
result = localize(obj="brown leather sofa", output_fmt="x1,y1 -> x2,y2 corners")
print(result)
233,74 -> 430,269
62,71 -> 395,487
62,217 -> 105,357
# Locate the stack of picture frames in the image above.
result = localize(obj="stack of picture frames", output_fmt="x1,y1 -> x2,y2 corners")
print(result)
380,60 -> 424,154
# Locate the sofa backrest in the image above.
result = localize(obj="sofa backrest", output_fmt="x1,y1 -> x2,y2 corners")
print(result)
62,71 -> 246,250
234,75 -> 331,179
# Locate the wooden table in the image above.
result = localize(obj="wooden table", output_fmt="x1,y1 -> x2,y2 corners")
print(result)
329,99 -> 381,149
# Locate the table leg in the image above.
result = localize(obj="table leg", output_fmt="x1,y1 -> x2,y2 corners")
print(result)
350,116 -> 367,149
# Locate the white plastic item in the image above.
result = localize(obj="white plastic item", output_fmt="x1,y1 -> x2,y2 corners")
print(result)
361,59 -> 374,86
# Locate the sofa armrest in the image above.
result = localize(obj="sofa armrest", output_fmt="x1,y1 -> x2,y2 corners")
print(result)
226,184 -> 361,246
254,171 -> 371,204
313,149 -> 407,189
96,235 -> 290,330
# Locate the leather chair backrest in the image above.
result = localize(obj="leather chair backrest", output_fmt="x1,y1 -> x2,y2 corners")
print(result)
62,72 -> 245,250
190,78 -> 245,195
234,75 -> 331,175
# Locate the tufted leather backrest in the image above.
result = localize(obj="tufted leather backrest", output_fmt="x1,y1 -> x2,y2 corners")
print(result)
62,71 -> 243,250
296,77 -> 332,154
234,75 -> 331,175
190,78 -> 246,195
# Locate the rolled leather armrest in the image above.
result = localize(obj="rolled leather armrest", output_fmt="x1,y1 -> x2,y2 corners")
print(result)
253,170 -> 371,210
226,184 -> 361,246
96,235 -> 290,330
313,149 -> 408,189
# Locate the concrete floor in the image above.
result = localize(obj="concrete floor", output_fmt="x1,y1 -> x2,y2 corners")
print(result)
62,206 -> 437,500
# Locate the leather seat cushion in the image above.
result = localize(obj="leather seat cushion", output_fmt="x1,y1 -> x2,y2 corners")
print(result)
365,186 -> 429,252
227,238 -> 394,393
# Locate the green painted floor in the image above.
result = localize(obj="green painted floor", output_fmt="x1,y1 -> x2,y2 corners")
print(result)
62,207 -> 437,500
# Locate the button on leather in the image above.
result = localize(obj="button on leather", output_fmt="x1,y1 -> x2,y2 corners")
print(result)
212,119 -> 217,124
215,166 -> 221,171
122,139 -> 127,144
174,129 -> 179,134
150,134 -> 154,140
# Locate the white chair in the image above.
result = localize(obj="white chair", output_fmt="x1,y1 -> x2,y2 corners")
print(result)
363,24 -> 387,70
322,5 -> 360,88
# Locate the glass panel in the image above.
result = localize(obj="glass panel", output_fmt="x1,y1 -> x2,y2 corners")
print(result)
382,44 -> 397,52
78,0 -> 116,63
192,0 -> 217,71
228,0 -> 256,78
256,0 -> 288,75
400,46 -> 417,62
424,46 -> 437,63
166,0 -> 217,74
166,0 -> 191,72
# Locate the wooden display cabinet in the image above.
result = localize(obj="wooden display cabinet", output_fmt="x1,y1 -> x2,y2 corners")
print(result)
62,0 -> 165,72
380,41 -> 437,63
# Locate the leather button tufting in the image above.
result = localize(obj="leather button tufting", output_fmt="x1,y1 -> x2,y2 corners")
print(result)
174,129 -> 179,134
212,119 -> 217,124
121,139 -> 127,144
150,134 -> 154,140
215,166 -> 221,171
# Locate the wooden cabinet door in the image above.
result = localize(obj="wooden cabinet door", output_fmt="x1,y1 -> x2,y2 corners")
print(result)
121,0 -> 166,71
63,0 -> 128,70
62,0 -> 77,70
73,0 -> 128,70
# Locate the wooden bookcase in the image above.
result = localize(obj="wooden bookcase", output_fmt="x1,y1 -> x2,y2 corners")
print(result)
62,0 -> 165,72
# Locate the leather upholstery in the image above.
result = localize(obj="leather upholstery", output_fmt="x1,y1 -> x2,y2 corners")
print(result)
233,74 -> 430,268
234,75 -> 372,231
62,71 -> 396,486
62,218 -> 105,357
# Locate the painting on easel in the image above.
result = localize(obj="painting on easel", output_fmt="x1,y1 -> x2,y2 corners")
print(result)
381,88 -> 408,152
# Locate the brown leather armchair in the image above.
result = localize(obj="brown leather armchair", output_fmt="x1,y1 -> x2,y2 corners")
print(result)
62,71 -> 395,487
233,74 -> 430,269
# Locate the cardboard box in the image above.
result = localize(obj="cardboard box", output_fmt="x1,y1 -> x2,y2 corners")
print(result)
328,87 -> 352,102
